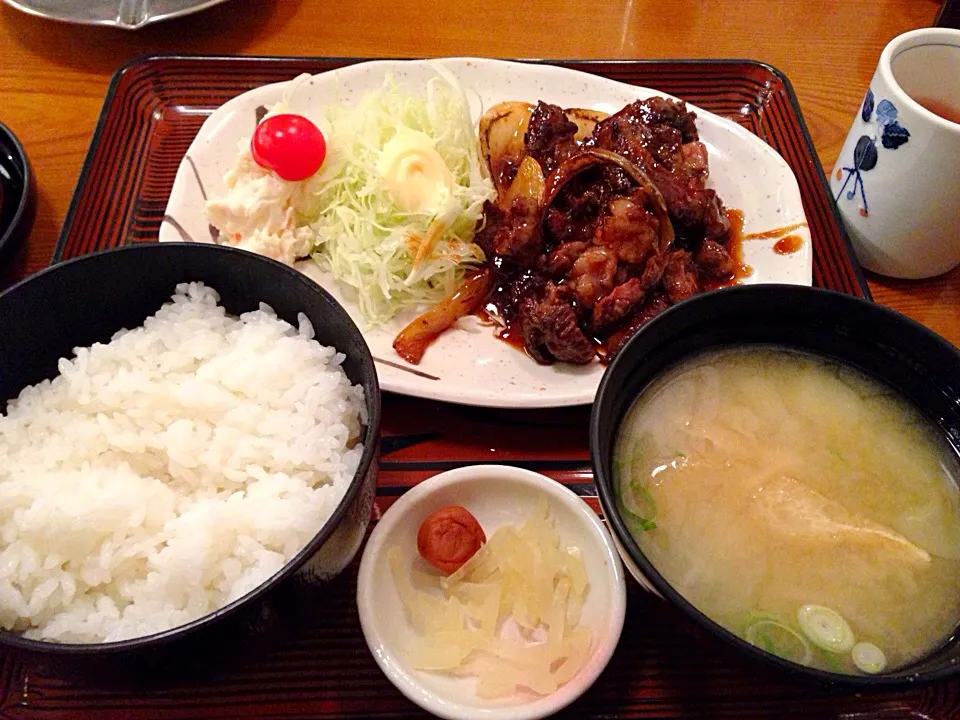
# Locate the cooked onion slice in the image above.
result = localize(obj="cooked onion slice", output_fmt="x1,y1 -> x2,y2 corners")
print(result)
392,267 -> 493,364
564,108 -> 609,142
479,101 -> 534,194
501,156 -> 545,209
388,497 -> 592,699
542,148 -> 675,252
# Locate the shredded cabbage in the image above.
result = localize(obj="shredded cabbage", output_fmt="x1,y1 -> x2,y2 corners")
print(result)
304,68 -> 494,325
207,68 -> 495,326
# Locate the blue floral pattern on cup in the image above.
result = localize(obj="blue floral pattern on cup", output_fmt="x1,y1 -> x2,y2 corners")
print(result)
835,89 -> 911,217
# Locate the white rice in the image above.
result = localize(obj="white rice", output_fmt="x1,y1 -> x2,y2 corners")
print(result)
0,282 -> 366,644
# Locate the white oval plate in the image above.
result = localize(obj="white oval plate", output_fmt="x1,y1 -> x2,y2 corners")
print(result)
161,57 -> 812,408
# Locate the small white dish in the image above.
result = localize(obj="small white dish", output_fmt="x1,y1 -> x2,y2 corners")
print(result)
356,465 -> 626,720
161,57 -> 813,409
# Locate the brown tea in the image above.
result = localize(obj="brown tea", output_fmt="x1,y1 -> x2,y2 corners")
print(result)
912,96 -> 960,125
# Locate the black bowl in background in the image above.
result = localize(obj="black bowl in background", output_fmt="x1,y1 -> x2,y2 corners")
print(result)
0,242 -> 381,682
0,120 -> 36,270
590,284 -> 960,688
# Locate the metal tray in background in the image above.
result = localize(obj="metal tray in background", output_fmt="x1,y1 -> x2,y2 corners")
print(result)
1,0 -> 231,29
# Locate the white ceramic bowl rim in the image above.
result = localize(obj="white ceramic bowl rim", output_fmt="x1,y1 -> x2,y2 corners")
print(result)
879,27 -> 960,134
356,465 -> 627,720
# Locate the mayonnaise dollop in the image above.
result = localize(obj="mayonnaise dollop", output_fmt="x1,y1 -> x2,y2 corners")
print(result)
377,128 -> 454,214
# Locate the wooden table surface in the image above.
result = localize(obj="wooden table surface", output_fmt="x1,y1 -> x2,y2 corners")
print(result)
1,0 -> 959,345
0,1 -> 959,717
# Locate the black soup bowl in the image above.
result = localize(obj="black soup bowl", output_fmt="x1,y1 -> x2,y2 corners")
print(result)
0,243 -> 380,679
590,284 -> 960,688
0,119 -> 36,270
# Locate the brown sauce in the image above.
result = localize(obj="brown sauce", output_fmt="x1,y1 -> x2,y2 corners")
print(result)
773,234 -> 803,255
476,305 -> 529,356
703,208 -> 752,291
743,221 -> 807,240
494,322 -> 528,354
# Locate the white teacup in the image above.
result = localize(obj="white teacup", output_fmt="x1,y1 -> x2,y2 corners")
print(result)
830,28 -> 960,279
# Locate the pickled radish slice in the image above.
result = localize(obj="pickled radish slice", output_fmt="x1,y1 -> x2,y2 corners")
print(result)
389,497 -> 591,698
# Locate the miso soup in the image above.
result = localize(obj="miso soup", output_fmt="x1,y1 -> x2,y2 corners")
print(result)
615,347 -> 960,675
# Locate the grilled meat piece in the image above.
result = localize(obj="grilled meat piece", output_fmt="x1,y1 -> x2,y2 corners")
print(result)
590,97 -> 731,244
591,97 -> 696,167
474,196 -> 543,268
679,139 -> 708,173
542,166 -> 636,246
604,293 -> 671,357
538,241 -> 590,279
594,192 -> 661,265
489,270 -> 547,327
695,238 -> 736,281
639,251 -> 669,289
568,246 -> 617,309
591,277 -> 647,333
525,101 -> 579,175
518,283 -> 595,364
701,189 -> 731,244
664,250 -> 700,303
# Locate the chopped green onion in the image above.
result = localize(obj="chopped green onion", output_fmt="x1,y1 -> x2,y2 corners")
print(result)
852,642 -> 887,674
628,481 -> 658,520
813,645 -> 844,673
797,605 -> 855,653
743,615 -> 813,666
616,445 -> 644,478
617,442 -> 657,532
620,503 -> 657,532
